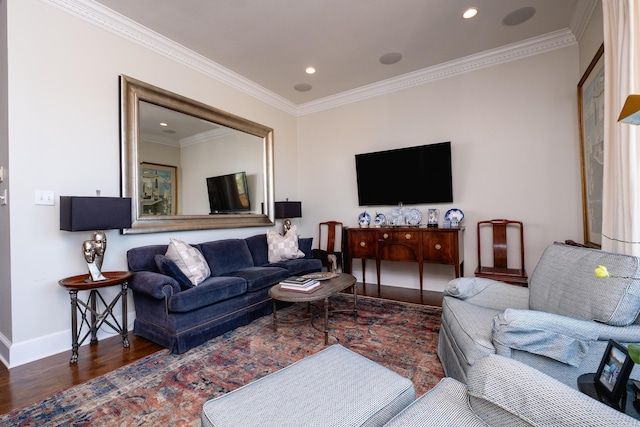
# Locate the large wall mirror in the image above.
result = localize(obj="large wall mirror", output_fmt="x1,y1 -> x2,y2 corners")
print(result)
120,75 -> 275,234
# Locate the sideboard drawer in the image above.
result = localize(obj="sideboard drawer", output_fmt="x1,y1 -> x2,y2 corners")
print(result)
422,232 -> 456,264
348,230 -> 377,258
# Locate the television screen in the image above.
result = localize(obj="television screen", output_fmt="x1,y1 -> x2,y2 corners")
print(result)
206,171 -> 251,213
355,142 -> 453,206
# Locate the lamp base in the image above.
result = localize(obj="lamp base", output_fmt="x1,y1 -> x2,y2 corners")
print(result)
282,219 -> 292,235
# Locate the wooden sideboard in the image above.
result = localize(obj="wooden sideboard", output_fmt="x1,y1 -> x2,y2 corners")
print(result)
344,226 -> 464,293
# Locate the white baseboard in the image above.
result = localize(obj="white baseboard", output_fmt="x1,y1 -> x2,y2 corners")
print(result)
1,311 -> 136,369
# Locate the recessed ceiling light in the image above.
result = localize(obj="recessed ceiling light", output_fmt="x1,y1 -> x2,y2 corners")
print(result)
463,8 -> 478,19
502,7 -> 536,26
379,52 -> 402,65
160,122 -> 168,127
294,83 -> 312,92
305,67 -> 316,75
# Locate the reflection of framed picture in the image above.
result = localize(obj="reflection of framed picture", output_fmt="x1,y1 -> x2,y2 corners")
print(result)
578,44 -> 604,248
595,339 -> 634,403
140,162 -> 177,215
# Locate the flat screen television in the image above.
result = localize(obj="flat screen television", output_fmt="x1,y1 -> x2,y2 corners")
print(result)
206,171 -> 251,214
355,141 -> 453,206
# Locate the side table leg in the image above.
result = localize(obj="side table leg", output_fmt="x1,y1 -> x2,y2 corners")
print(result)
272,300 -> 278,332
121,283 -> 130,348
352,284 -> 358,321
324,296 -> 329,345
90,290 -> 98,344
69,290 -> 79,364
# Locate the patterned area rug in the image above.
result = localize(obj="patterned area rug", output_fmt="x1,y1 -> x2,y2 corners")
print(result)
1,295 -> 443,426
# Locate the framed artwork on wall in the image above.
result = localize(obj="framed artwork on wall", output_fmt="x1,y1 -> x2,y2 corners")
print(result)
577,43 -> 604,248
140,162 -> 178,216
595,339 -> 634,405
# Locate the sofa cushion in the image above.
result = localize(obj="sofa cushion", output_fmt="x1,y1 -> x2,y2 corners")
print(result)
266,227 -> 305,263
154,254 -> 193,290
269,258 -> 323,276
246,234 -> 319,276
168,276 -> 247,313
165,238 -> 211,286
529,243 -> 640,326
224,266 -> 289,292
127,245 -> 169,272
200,239 -> 255,276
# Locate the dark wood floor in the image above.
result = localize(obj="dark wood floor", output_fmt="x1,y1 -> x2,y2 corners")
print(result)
0,283 -> 442,415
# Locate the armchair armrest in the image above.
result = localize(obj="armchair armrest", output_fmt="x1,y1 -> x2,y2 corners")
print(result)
492,309 -> 599,366
445,277 -> 529,310
129,271 -> 181,300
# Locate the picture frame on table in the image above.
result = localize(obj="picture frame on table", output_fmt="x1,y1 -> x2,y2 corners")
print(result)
577,43 -> 604,248
140,162 -> 178,216
595,339 -> 634,404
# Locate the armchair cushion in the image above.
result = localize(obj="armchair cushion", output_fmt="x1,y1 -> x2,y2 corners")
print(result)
491,309 -> 599,367
529,243 -> 640,326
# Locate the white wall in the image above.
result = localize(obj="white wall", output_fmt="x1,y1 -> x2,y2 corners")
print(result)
0,0 -> 11,364
297,46 -> 583,292
2,0 -> 297,367
1,0 -> 604,367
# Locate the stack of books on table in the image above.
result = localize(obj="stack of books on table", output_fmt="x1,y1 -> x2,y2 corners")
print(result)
279,276 -> 322,293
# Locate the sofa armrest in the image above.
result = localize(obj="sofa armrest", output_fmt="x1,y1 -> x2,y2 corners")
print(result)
445,277 -> 529,310
467,354 -> 639,426
492,309 -> 599,366
129,271 -> 181,300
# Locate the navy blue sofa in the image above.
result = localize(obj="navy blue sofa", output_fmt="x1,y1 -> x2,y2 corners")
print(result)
126,234 -> 322,353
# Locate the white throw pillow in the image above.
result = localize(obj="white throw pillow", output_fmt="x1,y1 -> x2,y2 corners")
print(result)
267,226 -> 305,263
165,238 -> 211,286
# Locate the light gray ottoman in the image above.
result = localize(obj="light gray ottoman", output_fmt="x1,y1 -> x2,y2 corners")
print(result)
201,345 -> 415,427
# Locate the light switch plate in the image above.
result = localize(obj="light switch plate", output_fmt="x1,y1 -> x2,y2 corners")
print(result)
35,190 -> 55,205
0,166 -> 4,182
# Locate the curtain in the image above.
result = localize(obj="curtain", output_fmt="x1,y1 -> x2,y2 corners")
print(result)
601,0 -> 640,255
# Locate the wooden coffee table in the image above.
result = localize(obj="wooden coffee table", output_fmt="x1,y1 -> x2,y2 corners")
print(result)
269,273 -> 357,345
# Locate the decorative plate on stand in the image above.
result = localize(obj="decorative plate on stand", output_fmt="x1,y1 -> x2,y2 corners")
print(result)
374,213 -> 386,226
358,211 -> 371,227
444,209 -> 464,223
406,209 -> 422,226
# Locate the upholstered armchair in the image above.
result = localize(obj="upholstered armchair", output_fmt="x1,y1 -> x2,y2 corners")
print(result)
438,242 -> 640,388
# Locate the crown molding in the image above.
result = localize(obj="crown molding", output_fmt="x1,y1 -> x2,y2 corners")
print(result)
41,0 -> 298,116
41,0 -> 578,118
297,29 -> 577,116
569,0 -> 598,43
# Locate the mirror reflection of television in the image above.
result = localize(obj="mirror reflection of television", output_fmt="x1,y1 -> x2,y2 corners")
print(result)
207,171 -> 251,214
355,141 -> 453,206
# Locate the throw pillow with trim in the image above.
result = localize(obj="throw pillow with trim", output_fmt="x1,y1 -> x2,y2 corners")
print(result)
154,254 -> 194,290
267,225 -> 305,263
165,238 -> 211,286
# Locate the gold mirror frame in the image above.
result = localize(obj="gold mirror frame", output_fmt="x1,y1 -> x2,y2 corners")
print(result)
120,75 -> 275,234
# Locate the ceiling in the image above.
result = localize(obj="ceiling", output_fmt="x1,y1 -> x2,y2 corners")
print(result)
92,0 -> 589,105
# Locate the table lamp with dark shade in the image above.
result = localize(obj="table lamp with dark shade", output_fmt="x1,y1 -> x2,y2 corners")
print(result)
60,196 -> 132,282
274,200 -> 302,234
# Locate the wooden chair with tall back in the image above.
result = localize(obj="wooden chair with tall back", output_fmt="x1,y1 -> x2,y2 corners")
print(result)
312,221 -> 344,273
475,219 -> 528,286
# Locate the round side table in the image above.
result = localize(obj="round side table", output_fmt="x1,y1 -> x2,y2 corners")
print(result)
58,271 -> 132,364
